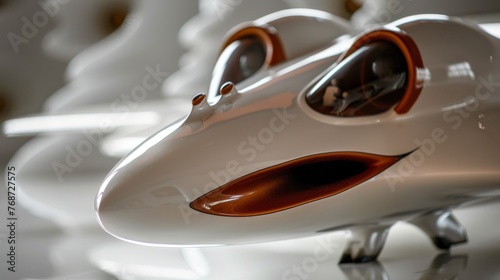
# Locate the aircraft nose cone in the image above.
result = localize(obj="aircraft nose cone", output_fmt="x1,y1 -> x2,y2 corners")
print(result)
95,161 -> 192,245
94,119 -> 211,245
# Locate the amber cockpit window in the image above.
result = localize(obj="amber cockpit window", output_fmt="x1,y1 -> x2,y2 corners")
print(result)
209,38 -> 266,98
306,41 -> 408,116
306,29 -> 424,116
208,25 -> 286,101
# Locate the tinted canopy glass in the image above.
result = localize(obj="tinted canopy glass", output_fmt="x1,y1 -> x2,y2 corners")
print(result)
306,41 -> 408,116
209,37 -> 266,99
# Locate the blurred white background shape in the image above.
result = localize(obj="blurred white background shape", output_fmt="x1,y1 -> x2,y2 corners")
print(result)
283,0 -> 355,19
9,0 -> 198,229
351,0 -> 500,29
44,0 -> 198,113
42,0 -> 132,61
0,0 -> 66,165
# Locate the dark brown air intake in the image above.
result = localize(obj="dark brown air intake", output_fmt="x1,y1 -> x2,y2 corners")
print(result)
191,152 -> 402,217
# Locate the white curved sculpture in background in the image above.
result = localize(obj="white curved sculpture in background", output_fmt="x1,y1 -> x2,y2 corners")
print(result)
0,0 -> 66,166
8,0 -> 197,229
45,0 -> 197,113
42,0 -> 131,61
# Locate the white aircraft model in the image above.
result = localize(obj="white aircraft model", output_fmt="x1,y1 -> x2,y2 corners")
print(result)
91,10 -> 500,263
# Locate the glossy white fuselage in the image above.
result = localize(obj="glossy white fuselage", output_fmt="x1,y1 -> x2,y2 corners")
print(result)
96,14 -> 500,246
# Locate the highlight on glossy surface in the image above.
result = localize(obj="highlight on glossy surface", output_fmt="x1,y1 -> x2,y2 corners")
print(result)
306,29 -> 424,116
190,152 -> 403,217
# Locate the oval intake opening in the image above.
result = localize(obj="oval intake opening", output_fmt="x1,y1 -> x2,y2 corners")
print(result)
191,152 -> 402,217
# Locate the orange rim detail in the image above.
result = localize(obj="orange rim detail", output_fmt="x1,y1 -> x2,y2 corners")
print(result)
222,24 -> 286,66
340,29 -> 424,114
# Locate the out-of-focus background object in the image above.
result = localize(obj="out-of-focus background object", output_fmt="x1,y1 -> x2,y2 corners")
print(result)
42,0 -> 132,61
